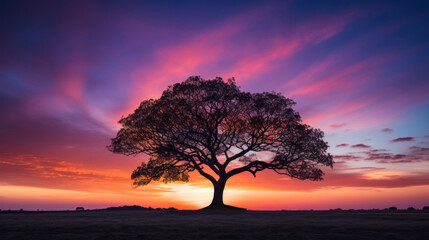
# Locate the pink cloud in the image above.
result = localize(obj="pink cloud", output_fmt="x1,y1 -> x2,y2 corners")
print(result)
288,54 -> 391,97
284,56 -> 334,88
227,165 -> 429,192
278,29 -> 429,132
0,153 -> 129,191
302,95 -> 377,129
223,12 -> 356,82
330,123 -> 347,128
125,11 -> 255,118
296,70 -> 428,131
336,144 -> 349,147
122,9 -> 357,122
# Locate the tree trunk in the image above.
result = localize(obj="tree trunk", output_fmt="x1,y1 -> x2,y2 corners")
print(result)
210,179 -> 226,208
199,177 -> 246,211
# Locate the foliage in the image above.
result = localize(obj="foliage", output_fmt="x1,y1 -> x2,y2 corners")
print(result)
109,76 -> 333,196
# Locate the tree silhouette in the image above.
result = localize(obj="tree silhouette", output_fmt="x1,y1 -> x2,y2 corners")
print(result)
108,76 -> 333,210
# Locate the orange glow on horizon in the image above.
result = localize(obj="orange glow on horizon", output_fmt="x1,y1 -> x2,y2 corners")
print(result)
2,182 -> 429,211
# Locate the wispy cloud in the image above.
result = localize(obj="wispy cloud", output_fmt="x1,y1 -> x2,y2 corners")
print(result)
391,137 -> 415,142
0,153 -> 129,191
331,123 -> 347,128
332,144 -> 429,164
336,144 -> 349,147
351,144 -> 371,148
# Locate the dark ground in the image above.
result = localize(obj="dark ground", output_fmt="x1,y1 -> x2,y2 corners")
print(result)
1,210 -> 428,240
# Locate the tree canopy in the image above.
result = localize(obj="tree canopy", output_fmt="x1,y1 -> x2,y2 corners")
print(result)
109,76 -> 333,209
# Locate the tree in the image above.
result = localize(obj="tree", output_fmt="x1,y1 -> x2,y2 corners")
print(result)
108,76 -> 333,210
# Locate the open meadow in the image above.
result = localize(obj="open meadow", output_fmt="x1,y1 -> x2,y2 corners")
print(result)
1,210 -> 428,240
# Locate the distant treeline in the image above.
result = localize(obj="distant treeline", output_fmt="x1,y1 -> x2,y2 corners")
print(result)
1,206 -> 429,212
327,206 -> 429,211
101,205 -> 178,211
0,205 -> 178,212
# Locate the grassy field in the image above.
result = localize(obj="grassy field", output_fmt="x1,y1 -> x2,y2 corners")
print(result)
1,210 -> 428,239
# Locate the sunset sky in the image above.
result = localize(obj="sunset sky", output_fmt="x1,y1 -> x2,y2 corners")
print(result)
1,0 -> 428,211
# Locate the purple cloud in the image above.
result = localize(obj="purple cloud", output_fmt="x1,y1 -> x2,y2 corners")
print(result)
381,128 -> 393,133
409,146 -> 429,155
351,144 -> 371,148
330,123 -> 347,128
391,137 -> 414,142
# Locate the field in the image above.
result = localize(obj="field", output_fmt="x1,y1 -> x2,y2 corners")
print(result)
1,210 -> 428,239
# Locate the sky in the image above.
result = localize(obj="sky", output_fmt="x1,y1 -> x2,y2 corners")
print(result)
0,0 -> 428,210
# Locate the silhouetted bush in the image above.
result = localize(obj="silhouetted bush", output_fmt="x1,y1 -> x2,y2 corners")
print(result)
76,207 -> 84,211
105,205 -> 147,211
407,207 -> 415,211
423,206 -> 429,211
389,207 -> 397,211
102,205 -> 177,211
